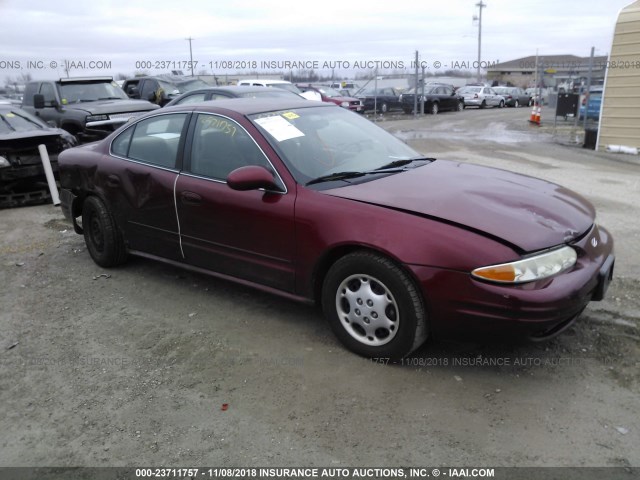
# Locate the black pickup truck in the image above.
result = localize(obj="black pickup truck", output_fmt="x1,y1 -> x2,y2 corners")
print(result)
21,77 -> 159,142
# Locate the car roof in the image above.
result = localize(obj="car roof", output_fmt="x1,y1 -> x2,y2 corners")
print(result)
162,97 -> 333,115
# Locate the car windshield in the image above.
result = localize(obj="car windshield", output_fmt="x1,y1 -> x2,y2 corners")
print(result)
316,87 -> 343,98
250,106 -> 423,185
59,81 -> 128,103
0,108 -> 47,134
357,89 -> 381,96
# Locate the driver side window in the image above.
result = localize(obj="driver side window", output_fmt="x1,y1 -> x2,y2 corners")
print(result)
189,114 -> 274,182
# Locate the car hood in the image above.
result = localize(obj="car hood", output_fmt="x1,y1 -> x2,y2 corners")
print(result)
0,129 -> 67,143
323,160 -> 595,252
64,99 -> 159,115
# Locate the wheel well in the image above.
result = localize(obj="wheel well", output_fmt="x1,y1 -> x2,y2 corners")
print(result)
312,245 -> 418,304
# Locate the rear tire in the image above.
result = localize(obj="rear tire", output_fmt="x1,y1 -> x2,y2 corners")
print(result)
380,103 -> 388,114
82,196 -> 127,268
322,251 -> 428,359
499,100 -> 505,108
430,103 -> 439,115
480,100 -> 487,109
514,100 -> 520,108
457,101 -> 464,111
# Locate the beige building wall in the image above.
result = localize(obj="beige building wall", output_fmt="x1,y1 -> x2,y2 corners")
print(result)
598,1 -> 640,150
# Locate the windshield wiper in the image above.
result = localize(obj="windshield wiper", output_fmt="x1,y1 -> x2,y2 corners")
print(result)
375,156 -> 435,170
98,97 -> 123,100
305,168 -> 406,186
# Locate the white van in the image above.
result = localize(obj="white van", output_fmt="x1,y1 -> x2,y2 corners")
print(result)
237,79 -> 321,101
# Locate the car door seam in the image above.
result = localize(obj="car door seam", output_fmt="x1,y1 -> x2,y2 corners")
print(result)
174,174 -> 185,259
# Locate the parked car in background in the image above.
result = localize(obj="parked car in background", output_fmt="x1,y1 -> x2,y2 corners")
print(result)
356,87 -> 402,113
492,87 -> 532,107
525,87 -> 550,105
296,84 -> 364,112
1,104 -> 77,207
21,77 -> 159,142
58,98 -> 614,359
122,75 -> 209,106
458,86 -> 505,108
400,84 -> 464,114
579,88 -> 603,121
237,79 -> 321,101
164,86 -> 301,107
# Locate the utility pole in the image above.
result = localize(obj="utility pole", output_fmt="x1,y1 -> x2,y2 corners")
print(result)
475,1 -> 486,83
414,50 -> 419,118
186,37 -> 194,77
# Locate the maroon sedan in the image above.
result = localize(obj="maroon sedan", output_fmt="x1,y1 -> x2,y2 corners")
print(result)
58,99 -> 614,359
296,84 -> 364,112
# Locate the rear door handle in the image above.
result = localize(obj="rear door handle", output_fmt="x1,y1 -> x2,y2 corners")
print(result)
106,174 -> 120,187
180,191 -> 202,206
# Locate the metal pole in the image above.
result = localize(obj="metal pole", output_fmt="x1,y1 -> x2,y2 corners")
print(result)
374,69 -> 378,121
414,50 -> 419,118
420,66 -> 425,115
476,1 -> 486,83
186,37 -> 194,77
583,46 -> 595,131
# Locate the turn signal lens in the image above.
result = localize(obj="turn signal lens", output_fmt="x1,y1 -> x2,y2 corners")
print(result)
472,246 -> 577,284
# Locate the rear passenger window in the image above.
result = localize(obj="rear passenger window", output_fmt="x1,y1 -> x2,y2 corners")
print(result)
113,114 -> 187,169
111,126 -> 134,157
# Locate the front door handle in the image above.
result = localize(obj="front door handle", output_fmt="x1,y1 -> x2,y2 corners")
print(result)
180,191 -> 202,206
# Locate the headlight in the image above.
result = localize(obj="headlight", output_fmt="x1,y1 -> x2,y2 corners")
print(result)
86,114 -> 109,122
471,246 -> 577,284
341,101 -> 350,108
0,156 -> 10,168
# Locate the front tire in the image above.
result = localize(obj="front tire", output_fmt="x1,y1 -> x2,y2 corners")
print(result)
457,101 -> 464,111
82,196 -> 127,268
499,100 -> 505,108
430,102 -> 439,115
480,100 -> 487,109
322,252 -> 428,359
379,103 -> 388,114
514,100 -> 520,108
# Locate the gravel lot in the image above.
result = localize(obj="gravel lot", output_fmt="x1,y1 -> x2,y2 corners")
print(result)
1,107 -> 638,469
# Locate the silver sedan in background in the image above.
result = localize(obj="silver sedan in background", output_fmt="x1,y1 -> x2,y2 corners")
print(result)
458,86 -> 505,109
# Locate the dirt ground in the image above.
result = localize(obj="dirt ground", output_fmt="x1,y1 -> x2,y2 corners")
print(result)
1,107 -> 638,469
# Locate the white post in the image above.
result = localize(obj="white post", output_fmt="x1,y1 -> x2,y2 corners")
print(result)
38,144 -> 60,206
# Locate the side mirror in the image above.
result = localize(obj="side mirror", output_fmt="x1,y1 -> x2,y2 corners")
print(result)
33,94 -> 45,109
227,166 -> 280,192
147,92 -> 157,102
127,86 -> 139,97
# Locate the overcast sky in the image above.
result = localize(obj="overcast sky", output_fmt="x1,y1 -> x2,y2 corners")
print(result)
0,0 -> 635,81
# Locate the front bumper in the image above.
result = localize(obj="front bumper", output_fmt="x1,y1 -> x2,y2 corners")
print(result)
407,224 -> 614,340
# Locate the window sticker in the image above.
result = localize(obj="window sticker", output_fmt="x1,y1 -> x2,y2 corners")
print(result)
254,115 -> 305,142
5,113 -> 15,118
282,111 -> 300,120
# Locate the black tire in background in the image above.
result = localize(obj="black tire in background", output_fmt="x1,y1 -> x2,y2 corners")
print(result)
322,251 -> 428,359
82,196 -> 128,268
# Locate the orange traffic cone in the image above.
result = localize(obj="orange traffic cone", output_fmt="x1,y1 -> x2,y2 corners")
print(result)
535,105 -> 542,124
529,103 -> 541,125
